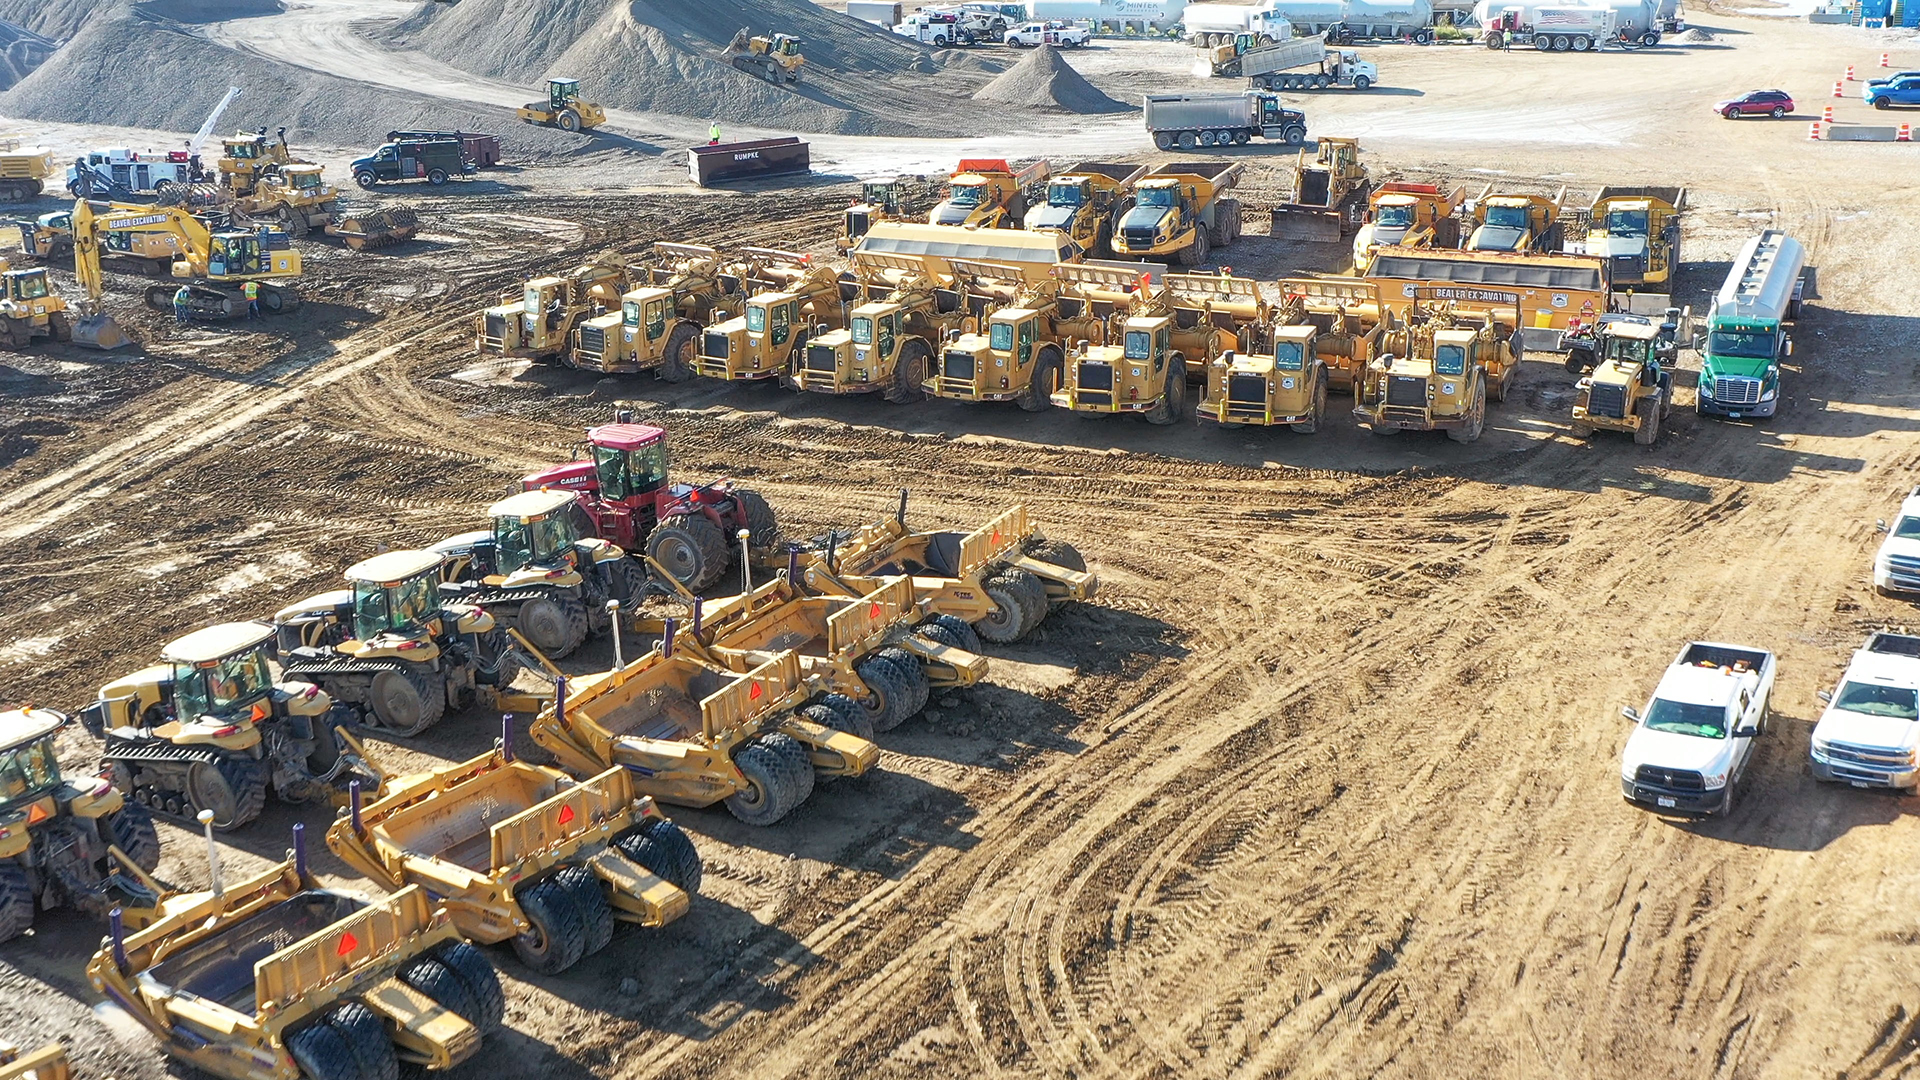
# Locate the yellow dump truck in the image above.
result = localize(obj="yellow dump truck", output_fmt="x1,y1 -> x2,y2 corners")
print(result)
0,141 -> 55,203
1352,287 -> 1524,441
327,739 -> 696,974
1580,185 -> 1685,311
1110,162 -> 1243,266
89,830 -> 505,1080
1464,186 -> 1567,253
696,248 -> 850,382
930,158 -> 1051,229
1023,161 -> 1148,258
1352,182 -> 1464,273
570,243 -> 748,377
531,642 -> 878,825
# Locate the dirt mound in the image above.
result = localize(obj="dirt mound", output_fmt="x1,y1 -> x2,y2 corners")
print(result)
971,45 -> 1131,113
0,15 -> 588,154
1680,26 -> 1714,40
0,0 -> 104,40
0,20 -> 55,89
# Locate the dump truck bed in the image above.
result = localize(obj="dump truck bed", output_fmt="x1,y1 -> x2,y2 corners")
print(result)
1060,161 -> 1147,184
1591,185 -> 1686,210
1146,161 -> 1243,185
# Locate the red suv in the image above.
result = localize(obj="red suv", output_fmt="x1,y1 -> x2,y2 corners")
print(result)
1716,89 -> 1794,119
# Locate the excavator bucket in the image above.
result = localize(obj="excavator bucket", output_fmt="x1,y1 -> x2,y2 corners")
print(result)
73,314 -> 134,350
1270,207 -> 1345,243
332,207 -> 420,251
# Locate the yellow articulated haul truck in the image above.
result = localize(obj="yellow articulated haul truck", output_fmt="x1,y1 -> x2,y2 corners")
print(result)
930,158 -> 1051,229
696,248 -> 851,382
1351,182 -> 1464,273
1023,161 -> 1148,258
89,830 -> 507,1080
1577,185 -> 1685,312
1110,162 -> 1243,267
569,243 -> 748,377
1049,264 -> 1191,424
1352,287 -> 1525,442
530,643 -> 878,826
327,738 -> 697,974
476,254 -> 627,364
1464,186 -> 1568,253
795,251 -> 965,402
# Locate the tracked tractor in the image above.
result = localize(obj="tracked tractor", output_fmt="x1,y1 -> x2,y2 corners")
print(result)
0,263 -> 73,349
273,550 -> 524,739
795,251 -> 965,403
1049,264 -> 1189,424
1024,162 -> 1146,258
723,29 -> 806,84
84,623 -> 384,831
799,499 -> 1096,646
522,417 -> 782,592
531,642 -> 878,826
1565,311 -> 1678,444
1353,288 -> 1523,442
432,489 -> 638,660
925,258 -> 1069,411
838,178 -> 908,252
476,254 -> 627,364
695,248 -> 850,383
0,707 -> 167,944
930,159 -> 1050,229
517,78 -> 606,132
570,243 -> 747,377
1271,137 -> 1370,243
89,828 -> 508,1080
327,736 -> 697,975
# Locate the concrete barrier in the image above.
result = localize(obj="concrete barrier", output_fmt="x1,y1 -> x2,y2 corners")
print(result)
1821,124 -> 1910,141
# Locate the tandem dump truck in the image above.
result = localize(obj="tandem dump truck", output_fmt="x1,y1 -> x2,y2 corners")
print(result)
1696,229 -> 1804,420
1209,34 -> 1379,90
1142,91 -> 1308,150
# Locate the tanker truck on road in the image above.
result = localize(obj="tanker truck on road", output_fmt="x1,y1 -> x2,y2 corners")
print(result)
1695,229 -> 1805,421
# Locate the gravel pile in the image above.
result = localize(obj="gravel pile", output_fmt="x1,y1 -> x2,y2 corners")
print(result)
1680,26 -> 1715,41
971,45 -> 1131,113
0,20 -> 55,89
0,15 -> 589,154
0,0 -> 104,41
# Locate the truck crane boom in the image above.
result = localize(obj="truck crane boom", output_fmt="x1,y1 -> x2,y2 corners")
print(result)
186,86 -> 242,165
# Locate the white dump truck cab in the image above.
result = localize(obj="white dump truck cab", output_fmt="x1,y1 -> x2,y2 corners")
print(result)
1810,632 -> 1920,789
1620,641 -> 1775,815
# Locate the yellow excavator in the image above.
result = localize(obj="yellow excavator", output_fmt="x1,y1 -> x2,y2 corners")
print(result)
69,199 -> 303,347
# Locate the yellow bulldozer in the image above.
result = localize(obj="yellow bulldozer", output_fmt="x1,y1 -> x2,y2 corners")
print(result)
723,29 -> 806,84
1352,287 -> 1524,442
1271,136 -> 1371,243
696,248 -> 850,382
518,78 -> 607,132
0,259 -> 74,350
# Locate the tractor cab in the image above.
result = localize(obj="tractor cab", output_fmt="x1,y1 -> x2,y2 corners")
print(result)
279,164 -> 329,195
767,34 -> 804,58
548,78 -> 584,110
843,178 -> 905,248
344,550 -> 446,644
4,267 -> 50,303
588,422 -> 671,505
488,488 -> 595,580
1056,314 -> 1176,415
0,708 -> 64,809
158,623 -> 279,729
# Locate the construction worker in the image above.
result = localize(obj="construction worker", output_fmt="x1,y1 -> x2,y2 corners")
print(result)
173,284 -> 192,325
709,120 -> 721,146
1503,27 -> 1514,48
243,279 -> 260,320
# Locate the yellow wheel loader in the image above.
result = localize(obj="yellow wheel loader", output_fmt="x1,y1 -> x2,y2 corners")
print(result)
326,733 -> 696,975
794,251 -> 966,402
1352,288 -> 1524,442
723,29 -> 806,84
272,550 -> 525,739
797,500 -> 1096,646
696,248 -> 851,382
0,707 -> 168,944
84,623 -> 384,831
475,253 -> 627,364
517,78 -> 606,132
930,159 -> 1051,229
432,488 -> 640,661
531,642 -> 878,826
89,827 -> 507,1080
1270,137 -> 1370,243
570,243 -> 750,376
0,1042 -> 69,1080
1565,311 -> 1679,444
1048,264 -> 1191,424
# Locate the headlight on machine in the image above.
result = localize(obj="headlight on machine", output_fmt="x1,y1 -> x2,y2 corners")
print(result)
1701,769 -> 1729,790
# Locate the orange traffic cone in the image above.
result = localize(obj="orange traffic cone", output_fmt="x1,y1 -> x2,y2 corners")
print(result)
1900,123 -> 1914,141
1833,80 -> 1845,97
1883,52 -> 1892,67
1846,64 -> 1856,80
1822,104 -> 1835,122
1809,121 -> 1824,140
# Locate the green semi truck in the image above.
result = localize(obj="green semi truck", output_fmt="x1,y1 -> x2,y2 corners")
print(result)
1696,229 -> 1804,420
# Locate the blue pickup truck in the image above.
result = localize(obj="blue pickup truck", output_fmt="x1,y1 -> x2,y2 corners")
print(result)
1864,75 -> 1920,109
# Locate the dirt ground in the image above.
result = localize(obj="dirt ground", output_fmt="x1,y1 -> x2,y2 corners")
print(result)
4,6 -> 1920,1079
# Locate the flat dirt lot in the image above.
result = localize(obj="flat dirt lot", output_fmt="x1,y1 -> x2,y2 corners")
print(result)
3,6 -> 1920,1079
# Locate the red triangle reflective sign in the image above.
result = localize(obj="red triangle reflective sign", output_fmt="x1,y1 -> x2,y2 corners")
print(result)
556,804 -> 575,826
869,602 -> 881,618
25,803 -> 49,825
336,931 -> 358,956
251,703 -> 269,722
749,682 -> 763,701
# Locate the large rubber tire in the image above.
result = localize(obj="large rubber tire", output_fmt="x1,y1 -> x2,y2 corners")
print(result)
734,488 -> 779,548
188,754 -> 268,831
558,109 -> 583,132
917,614 -> 982,655
427,169 -> 449,186
432,940 -> 505,1034
364,665 -> 446,737
553,864 -> 615,957
886,340 -> 931,404
760,732 -> 815,808
614,818 -> 703,893
661,322 -> 697,382
0,863 -> 33,944
1145,362 -> 1185,425
322,1001 -> 399,1080
647,514 -> 730,591
514,593 -> 590,660
512,875 -> 587,974
875,646 -> 930,718
801,692 -> 873,741
1634,392 -> 1662,445
398,955 -> 481,1027
1020,346 -> 1062,412
725,741 -> 794,826
287,1013 -> 365,1080
995,567 -> 1048,636
354,171 -> 378,190
104,804 -> 162,872
975,575 -> 1032,644
1024,538 -> 1086,574
854,655 -> 913,733
1446,378 -> 1487,444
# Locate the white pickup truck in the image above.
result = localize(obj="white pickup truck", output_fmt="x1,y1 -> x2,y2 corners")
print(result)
1810,632 -> 1920,789
1004,21 -> 1091,47
1620,641 -> 1775,816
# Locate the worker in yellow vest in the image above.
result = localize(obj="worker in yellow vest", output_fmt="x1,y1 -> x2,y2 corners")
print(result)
243,279 -> 260,320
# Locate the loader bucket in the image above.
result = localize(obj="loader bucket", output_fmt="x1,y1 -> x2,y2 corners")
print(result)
73,314 -> 134,350
1270,208 -> 1344,243
333,207 -> 421,251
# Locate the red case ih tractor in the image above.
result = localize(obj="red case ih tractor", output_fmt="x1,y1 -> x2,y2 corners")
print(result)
522,417 -> 779,590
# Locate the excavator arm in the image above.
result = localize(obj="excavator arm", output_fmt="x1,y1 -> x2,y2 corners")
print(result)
66,199 -> 131,350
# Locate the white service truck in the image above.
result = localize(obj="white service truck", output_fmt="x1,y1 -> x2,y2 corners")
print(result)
1619,641 -> 1775,816
1810,632 -> 1920,790
1211,34 -> 1378,89
1005,19 -> 1093,44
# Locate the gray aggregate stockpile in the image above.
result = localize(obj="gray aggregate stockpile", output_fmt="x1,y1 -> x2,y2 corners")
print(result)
0,21 -> 55,90
972,46 -> 1131,113
0,15 -> 589,154
0,0 -> 106,41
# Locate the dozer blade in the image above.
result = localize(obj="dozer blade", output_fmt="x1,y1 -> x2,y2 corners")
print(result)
73,314 -> 134,350
1269,207 -> 1344,243
331,207 -> 421,251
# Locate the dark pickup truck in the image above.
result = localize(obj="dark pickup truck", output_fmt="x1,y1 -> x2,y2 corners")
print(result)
384,130 -> 501,168
351,138 -> 475,188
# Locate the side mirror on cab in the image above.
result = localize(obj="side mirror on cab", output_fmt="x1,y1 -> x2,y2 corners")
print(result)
1733,725 -> 1760,738
1817,689 -> 1833,704
1621,706 -> 1641,722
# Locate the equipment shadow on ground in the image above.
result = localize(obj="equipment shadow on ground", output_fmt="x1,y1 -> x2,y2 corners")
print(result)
1670,714 -> 1912,851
